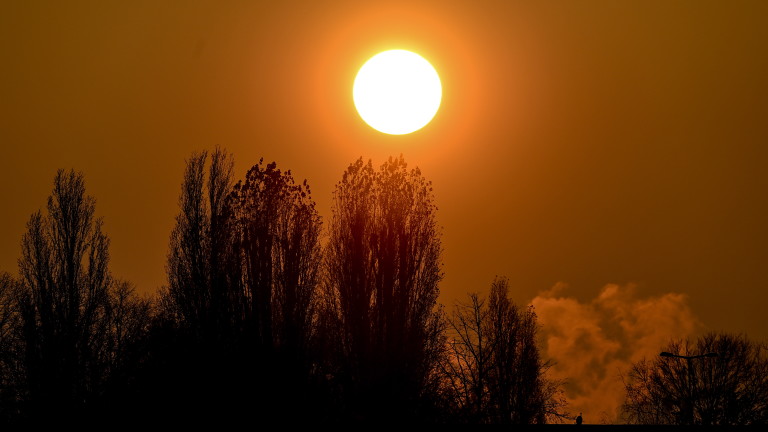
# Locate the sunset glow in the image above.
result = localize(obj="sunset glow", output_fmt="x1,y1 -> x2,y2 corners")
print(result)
353,50 -> 442,135
1,1 -> 767,426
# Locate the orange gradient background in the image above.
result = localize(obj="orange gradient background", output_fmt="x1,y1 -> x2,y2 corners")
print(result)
2,0 -> 767,421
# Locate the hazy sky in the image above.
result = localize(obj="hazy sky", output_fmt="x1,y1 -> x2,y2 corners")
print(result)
2,1 -> 767,421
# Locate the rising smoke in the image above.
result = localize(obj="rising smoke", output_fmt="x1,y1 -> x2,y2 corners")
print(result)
531,283 -> 703,423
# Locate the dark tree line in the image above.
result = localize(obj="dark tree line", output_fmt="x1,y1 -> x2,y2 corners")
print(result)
0,150 -> 564,424
11,151 -> 768,426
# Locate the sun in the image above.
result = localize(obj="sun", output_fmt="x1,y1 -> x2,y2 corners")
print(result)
353,50 -> 442,135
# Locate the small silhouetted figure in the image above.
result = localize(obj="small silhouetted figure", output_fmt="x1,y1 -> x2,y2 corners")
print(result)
576,413 -> 583,425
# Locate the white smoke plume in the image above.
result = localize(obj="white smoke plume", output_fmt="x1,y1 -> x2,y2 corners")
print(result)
531,283 -> 703,423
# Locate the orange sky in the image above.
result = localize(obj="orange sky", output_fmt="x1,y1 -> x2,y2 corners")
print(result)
2,1 -> 767,422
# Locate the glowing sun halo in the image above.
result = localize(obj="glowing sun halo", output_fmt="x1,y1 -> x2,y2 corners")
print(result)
353,50 -> 442,135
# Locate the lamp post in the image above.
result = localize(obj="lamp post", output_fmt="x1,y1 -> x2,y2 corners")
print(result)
659,351 -> 719,425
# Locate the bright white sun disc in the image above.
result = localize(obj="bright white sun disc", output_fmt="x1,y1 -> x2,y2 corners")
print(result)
353,50 -> 442,135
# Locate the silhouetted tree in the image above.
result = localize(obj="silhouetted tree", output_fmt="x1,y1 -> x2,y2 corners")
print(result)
164,147 -> 239,340
13,169 -> 128,420
225,158 -> 323,418
229,159 -> 322,363
441,277 -> 566,424
321,156 -> 444,421
160,151 -> 322,421
622,332 -> 768,425
158,148 -> 244,419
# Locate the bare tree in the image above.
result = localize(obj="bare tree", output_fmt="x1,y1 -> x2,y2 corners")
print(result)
100,281 -> 153,396
321,156 -> 444,420
441,292 -> 491,421
442,277 -> 566,424
165,147 -> 238,340
5,170 -> 154,423
158,148 -> 246,420
622,332 -> 768,425
15,169 -> 113,417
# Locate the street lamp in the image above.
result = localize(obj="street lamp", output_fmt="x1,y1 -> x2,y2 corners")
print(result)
659,351 -> 719,425
660,352 -> 719,360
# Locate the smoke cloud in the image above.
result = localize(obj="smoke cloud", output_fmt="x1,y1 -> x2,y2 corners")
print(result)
531,283 -> 703,423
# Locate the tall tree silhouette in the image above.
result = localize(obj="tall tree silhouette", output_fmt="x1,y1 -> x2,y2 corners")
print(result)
14,170 -> 116,419
441,277 -> 565,424
321,156 -> 444,421
162,152 -> 322,420
622,332 -> 768,425
165,147 -> 238,339
160,148 -> 243,419
228,160 -> 322,420
229,159 -> 322,363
